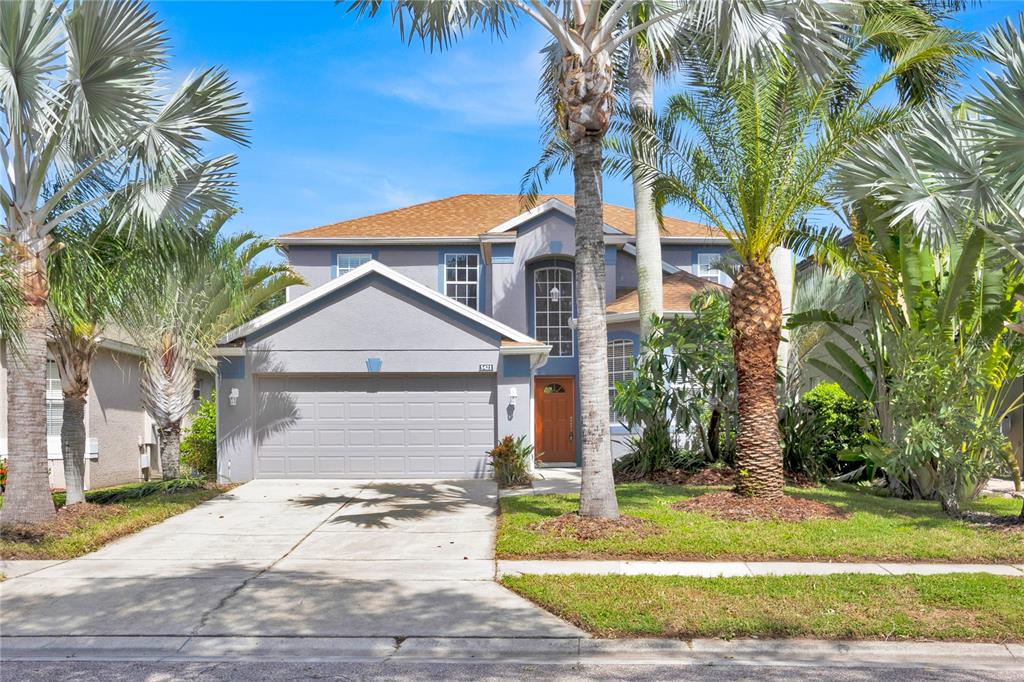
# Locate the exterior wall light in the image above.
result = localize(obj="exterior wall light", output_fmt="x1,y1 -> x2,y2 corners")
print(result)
508,387 -> 518,406
229,387 -> 239,406
549,285 -> 560,303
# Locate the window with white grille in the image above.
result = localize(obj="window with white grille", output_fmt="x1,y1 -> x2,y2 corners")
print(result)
534,267 -> 574,357
46,360 -> 63,437
608,339 -> 634,423
444,253 -> 480,309
696,253 -> 723,283
337,253 -> 372,276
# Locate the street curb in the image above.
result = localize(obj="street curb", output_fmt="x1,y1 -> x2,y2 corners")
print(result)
2,635 -> 1021,670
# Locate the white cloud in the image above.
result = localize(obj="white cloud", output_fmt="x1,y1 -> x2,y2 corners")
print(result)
358,45 -> 545,127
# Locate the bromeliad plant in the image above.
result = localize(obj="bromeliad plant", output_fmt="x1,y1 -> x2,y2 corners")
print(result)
487,435 -> 540,489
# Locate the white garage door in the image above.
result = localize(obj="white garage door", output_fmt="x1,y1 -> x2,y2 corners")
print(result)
254,374 -> 496,478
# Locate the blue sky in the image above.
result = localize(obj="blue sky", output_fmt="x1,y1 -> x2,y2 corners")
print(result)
152,1 -> 1024,242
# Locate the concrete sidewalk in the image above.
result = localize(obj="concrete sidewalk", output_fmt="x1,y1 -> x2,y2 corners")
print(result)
498,560 -> 1024,578
1,635 -> 1020,671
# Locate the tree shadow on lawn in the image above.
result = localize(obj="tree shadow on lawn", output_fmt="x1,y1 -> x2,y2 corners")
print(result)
291,481 -> 495,529
508,482 -> 1019,534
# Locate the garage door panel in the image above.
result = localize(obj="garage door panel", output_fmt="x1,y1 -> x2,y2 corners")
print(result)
254,374 -> 495,478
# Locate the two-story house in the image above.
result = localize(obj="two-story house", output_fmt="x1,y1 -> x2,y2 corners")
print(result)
214,194 -> 775,481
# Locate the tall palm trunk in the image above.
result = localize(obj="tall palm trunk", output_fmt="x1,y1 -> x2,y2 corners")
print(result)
4,257 -> 56,523
60,394 -> 87,505
560,49 -> 619,520
573,134 -> 619,519
629,46 -> 663,341
729,259 -> 784,498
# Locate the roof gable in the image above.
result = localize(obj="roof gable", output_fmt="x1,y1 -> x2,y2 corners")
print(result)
220,260 -> 545,347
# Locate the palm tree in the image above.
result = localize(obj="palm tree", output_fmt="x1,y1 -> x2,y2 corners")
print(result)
47,222 -> 145,505
838,16 -> 1024,267
640,21 -> 964,498
124,213 -> 301,479
349,0 -> 864,519
627,0 -> 968,341
0,1 -> 248,524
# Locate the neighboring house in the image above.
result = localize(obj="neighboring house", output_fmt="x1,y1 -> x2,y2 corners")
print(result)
215,194 -> 793,481
0,329 -> 213,491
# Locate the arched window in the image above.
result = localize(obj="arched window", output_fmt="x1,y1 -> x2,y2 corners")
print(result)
534,266 -> 573,357
607,339 -> 634,422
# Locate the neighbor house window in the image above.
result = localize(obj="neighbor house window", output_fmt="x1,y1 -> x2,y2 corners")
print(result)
534,266 -> 574,357
46,360 -> 63,438
337,253 -> 372,276
444,253 -> 480,309
608,339 -> 634,423
696,253 -> 723,283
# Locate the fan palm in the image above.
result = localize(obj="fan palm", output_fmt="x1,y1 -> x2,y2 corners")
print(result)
124,212 -> 301,479
838,16 -> 1024,266
350,0 -> 864,518
0,0 -> 248,523
638,19 -> 958,498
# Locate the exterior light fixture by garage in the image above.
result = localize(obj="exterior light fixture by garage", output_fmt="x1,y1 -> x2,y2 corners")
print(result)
229,387 -> 239,406
508,387 -> 518,406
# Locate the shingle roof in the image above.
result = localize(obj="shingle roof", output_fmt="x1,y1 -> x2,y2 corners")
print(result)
279,194 -> 721,240
607,270 -> 728,315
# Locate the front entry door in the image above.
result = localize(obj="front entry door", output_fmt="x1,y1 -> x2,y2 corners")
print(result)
535,377 -> 575,463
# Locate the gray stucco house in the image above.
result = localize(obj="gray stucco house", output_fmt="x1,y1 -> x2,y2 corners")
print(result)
0,331 -> 213,490
215,194 -> 774,481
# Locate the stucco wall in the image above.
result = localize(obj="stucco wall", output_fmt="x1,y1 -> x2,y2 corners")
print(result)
85,347 -> 147,488
286,245 -> 473,304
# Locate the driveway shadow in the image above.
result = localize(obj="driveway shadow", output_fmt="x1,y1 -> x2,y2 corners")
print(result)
0,560 -> 576,638
292,481 -> 493,529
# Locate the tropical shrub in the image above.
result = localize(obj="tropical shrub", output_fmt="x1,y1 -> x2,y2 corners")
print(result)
884,331 -> 1013,516
613,291 -> 736,478
487,435 -> 537,488
0,458 -> 7,493
181,394 -> 217,479
781,382 -> 872,481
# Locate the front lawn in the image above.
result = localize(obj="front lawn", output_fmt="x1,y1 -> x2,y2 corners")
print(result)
0,481 -> 225,560
503,573 -> 1024,642
497,483 -> 1023,562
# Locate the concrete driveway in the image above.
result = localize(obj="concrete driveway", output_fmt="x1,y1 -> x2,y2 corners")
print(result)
0,480 -> 580,639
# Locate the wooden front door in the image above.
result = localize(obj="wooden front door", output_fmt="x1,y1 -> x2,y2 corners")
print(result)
535,377 -> 575,463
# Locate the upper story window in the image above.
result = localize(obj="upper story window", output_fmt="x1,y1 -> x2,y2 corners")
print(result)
696,253 -> 724,284
337,253 -> 372,276
608,339 -> 634,423
46,360 -> 63,438
444,253 -> 479,309
534,266 -> 573,357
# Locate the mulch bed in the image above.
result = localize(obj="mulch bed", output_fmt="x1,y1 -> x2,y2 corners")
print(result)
530,512 -> 663,541
0,502 -> 124,542
671,490 -> 849,522
960,510 -> 1024,533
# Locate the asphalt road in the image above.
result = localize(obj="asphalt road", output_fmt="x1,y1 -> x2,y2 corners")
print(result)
3,661 -> 1021,681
